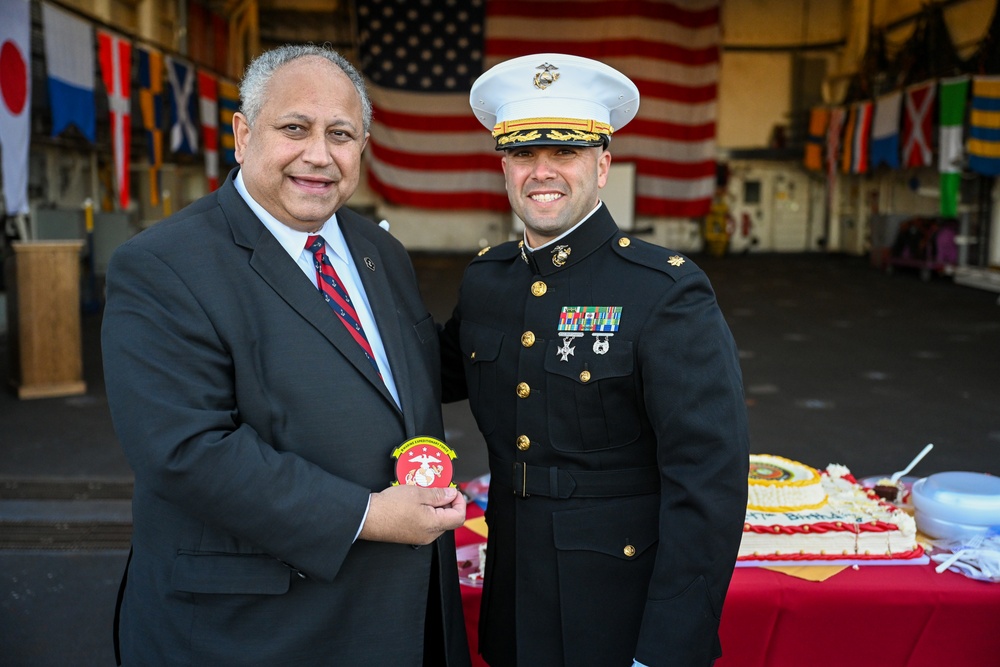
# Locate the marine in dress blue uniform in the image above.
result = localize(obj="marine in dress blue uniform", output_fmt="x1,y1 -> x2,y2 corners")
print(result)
441,54 -> 750,667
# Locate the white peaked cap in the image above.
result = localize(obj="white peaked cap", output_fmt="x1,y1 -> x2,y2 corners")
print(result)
470,53 -> 640,150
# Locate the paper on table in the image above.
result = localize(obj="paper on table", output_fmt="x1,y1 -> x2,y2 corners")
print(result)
463,516 -> 488,539
761,565 -> 847,581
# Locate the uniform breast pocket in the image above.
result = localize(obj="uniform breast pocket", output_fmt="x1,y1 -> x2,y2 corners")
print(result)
543,339 -> 640,451
459,321 -> 505,435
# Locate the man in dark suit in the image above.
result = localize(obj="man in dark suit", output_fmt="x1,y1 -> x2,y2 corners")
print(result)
441,54 -> 750,666
103,45 -> 470,666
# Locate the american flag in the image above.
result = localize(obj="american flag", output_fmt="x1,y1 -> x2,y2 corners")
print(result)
357,0 -> 720,219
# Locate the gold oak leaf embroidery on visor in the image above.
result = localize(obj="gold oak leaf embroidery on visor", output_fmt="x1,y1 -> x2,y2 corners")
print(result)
497,130 -> 543,146
546,129 -> 602,143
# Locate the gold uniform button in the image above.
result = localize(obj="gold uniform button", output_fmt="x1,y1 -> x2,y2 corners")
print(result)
470,351 -> 476,360
516,382 -> 531,398
579,370 -> 591,383
516,435 -> 531,451
521,331 -> 535,347
531,281 -> 547,297
618,237 -> 631,248
623,544 -> 636,558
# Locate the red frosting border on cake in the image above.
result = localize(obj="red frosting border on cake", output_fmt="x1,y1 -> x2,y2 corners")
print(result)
742,520 -> 903,535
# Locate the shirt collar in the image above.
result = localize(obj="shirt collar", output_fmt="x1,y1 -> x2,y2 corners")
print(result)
234,169 -> 344,259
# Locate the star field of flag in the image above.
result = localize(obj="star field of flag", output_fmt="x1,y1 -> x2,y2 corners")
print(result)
356,0 -> 485,93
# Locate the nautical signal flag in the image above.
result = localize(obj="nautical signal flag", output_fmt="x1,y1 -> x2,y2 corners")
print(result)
938,76 -> 969,218
198,70 -> 219,190
804,107 -> 828,172
137,45 -> 165,206
97,30 -> 132,210
42,3 -> 95,142
967,75 -> 1000,177
841,101 -> 873,175
902,81 -> 935,168
218,79 -> 239,167
166,56 -> 199,154
825,106 -> 846,181
869,91 -> 901,170
0,0 -> 31,215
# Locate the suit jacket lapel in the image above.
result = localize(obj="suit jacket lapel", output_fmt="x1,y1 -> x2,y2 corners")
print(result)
340,219 -> 414,430
219,176 -> 397,410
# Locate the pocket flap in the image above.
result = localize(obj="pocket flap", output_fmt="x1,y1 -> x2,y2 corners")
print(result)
172,552 -> 291,595
552,495 -> 658,559
460,321 -> 504,364
543,340 -> 633,383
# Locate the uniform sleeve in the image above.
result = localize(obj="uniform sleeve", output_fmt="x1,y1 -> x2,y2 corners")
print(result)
633,271 -> 750,667
440,300 -> 469,404
101,242 -> 371,582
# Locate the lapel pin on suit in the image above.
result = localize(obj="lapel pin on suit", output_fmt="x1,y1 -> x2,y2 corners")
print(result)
364,257 -> 376,271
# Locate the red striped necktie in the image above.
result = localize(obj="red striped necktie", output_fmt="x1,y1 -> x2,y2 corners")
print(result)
306,235 -> 381,376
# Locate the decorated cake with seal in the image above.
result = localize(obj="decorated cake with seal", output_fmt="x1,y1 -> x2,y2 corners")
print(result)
748,454 -> 826,511
740,455 -> 923,561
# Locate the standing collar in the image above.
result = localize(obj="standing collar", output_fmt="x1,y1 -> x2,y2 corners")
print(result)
521,203 -> 619,276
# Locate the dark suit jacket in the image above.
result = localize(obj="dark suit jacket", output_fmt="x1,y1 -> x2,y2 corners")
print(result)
441,205 -> 750,667
102,170 -> 469,666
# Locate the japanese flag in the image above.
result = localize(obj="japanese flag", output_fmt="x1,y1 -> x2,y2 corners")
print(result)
0,0 -> 31,215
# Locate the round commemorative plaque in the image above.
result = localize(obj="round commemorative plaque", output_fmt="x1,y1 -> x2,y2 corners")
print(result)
391,436 -> 457,488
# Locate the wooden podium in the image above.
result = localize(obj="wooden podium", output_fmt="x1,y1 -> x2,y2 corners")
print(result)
5,241 -> 87,399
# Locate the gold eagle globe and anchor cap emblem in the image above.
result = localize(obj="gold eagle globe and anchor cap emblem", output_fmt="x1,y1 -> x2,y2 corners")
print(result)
533,62 -> 560,89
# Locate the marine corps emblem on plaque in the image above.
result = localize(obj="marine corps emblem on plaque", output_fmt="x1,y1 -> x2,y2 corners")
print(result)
391,436 -> 457,488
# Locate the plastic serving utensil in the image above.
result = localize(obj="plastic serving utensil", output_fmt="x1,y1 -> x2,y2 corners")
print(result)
891,443 -> 934,483
934,533 -> 985,574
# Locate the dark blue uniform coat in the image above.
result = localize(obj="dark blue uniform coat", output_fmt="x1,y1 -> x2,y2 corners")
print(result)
442,205 -> 749,667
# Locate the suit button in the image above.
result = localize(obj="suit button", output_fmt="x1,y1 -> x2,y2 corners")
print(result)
579,370 -> 591,383
623,544 -> 636,557
516,435 -> 531,451
531,281 -> 547,297
521,331 -> 535,347
516,382 -> 530,398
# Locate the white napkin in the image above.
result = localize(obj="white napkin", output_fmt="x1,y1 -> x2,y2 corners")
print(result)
929,532 -> 1000,583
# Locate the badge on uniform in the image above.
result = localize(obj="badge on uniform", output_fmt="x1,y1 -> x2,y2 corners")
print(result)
556,306 -> 623,360
391,436 -> 457,488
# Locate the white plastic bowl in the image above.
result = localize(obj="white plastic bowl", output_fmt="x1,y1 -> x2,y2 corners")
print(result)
911,472 -> 1000,530
914,512 -> 997,541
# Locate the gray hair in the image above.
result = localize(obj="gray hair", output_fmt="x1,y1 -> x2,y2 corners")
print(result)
239,44 -> 373,134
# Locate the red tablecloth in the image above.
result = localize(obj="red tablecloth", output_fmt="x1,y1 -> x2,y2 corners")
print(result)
455,502 -> 1000,667
456,502 -> 489,667
716,564 -> 1000,667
